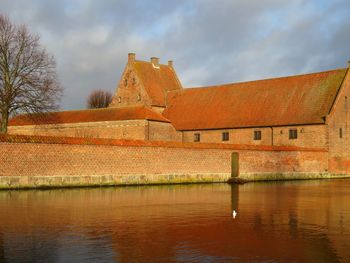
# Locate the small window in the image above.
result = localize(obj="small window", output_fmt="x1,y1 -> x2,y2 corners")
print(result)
124,78 -> 128,86
194,133 -> 200,142
254,130 -> 261,140
340,128 -> 343,138
289,129 -> 298,139
137,94 -> 141,101
118,96 -> 121,103
222,132 -> 229,141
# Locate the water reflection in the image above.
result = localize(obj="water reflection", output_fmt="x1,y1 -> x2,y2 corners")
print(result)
0,180 -> 349,262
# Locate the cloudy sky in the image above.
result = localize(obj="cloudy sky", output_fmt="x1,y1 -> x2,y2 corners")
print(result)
1,0 -> 350,110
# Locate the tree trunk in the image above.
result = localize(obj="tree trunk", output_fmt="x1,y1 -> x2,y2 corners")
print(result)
0,111 -> 8,134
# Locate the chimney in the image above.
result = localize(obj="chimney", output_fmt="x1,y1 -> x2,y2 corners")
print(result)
128,53 -> 136,63
168,60 -> 173,67
151,57 -> 159,67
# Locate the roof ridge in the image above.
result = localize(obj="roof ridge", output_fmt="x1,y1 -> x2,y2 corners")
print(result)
185,67 -> 348,91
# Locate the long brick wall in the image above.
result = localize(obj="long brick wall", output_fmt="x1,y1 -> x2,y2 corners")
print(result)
0,135 -> 333,189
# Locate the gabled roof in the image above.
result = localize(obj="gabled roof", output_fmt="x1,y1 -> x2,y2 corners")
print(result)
163,68 -> 348,130
9,106 -> 170,126
134,60 -> 182,107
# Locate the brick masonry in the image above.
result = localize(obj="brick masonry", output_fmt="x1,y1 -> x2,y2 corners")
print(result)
328,68 -> 350,174
8,120 -> 148,140
182,125 -> 327,148
0,137 -> 332,189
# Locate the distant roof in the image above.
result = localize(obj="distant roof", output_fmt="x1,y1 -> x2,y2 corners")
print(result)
134,60 -> 182,107
163,68 -> 348,130
9,106 -> 170,126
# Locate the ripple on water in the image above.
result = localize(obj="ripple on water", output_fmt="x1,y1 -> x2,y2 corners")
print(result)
0,181 -> 350,262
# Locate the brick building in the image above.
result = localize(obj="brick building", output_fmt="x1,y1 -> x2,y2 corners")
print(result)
8,53 -> 350,173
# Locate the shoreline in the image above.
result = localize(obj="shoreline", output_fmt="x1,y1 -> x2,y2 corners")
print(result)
1,173 -> 350,190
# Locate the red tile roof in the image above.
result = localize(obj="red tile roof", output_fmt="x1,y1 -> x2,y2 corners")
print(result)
134,61 -> 182,106
9,106 -> 169,126
163,68 -> 348,130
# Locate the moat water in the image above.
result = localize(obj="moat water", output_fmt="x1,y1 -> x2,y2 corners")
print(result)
1,180 -> 350,262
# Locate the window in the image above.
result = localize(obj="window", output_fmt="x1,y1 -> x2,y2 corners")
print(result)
222,132 -> 229,141
124,78 -> 128,86
289,129 -> 298,139
254,130 -> 261,140
118,96 -> 121,103
340,128 -> 343,138
194,133 -> 200,142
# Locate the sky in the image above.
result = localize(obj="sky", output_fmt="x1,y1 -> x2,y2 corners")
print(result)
1,0 -> 350,110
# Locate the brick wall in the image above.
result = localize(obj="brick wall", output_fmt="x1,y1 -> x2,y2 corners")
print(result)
272,125 -> 327,148
183,127 -> 272,145
148,121 -> 182,141
8,120 -> 148,140
328,69 -> 350,174
183,125 -> 327,148
239,150 -> 328,174
0,137 -> 328,179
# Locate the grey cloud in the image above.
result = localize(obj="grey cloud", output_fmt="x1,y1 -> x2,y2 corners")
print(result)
1,0 -> 350,109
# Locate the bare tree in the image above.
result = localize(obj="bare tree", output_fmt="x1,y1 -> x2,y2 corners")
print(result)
87,90 -> 112,109
0,15 -> 62,134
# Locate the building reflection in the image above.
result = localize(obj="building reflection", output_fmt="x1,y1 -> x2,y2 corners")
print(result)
0,181 -> 349,262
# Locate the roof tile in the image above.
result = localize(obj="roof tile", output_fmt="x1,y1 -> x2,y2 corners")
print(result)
134,61 -> 182,106
163,68 -> 348,130
9,106 -> 169,126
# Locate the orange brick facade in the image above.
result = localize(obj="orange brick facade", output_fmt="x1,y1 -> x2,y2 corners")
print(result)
327,67 -> 350,174
109,54 -> 152,109
6,55 -> 350,176
0,140 -> 327,180
8,119 -> 182,141
182,124 -> 327,148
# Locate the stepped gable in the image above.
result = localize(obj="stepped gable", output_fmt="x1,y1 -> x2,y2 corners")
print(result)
9,106 -> 170,126
163,68 -> 348,130
110,53 -> 182,109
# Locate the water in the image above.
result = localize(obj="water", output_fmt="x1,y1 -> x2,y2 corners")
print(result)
1,180 -> 350,262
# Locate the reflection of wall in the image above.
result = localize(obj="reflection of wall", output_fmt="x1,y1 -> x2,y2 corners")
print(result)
1,182 -> 349,262
237,180 -> 350,261
0,232 -> 4,263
